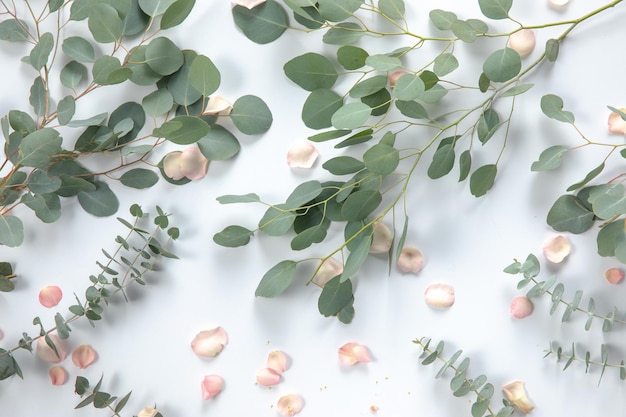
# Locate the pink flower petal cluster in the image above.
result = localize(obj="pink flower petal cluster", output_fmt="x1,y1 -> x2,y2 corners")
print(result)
256,350 -> 289,386
163,147 -> 209,181
338,342 -> 371,365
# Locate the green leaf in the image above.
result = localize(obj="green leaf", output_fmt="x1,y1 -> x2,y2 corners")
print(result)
114,391 -> 132,413
167,50 -> 202,106
341,189 -> 382,221
331,102 -> 371,129
302,89 -> 343,129
337,45 -> 368,70
77,181 -> 119,217
341,231 -> 372,281
365,54 -> 401,71
478,0 -> 512,19
28,170 -> 61,194
501,83 -> 534,98
0,216 -> 24,247
22,193 -> 61,223
93,56 -> 132,85
259,204 -> 296,235
57,96 -> 76,126
428,143 -> 455,179
531,145 -> 568,171
323,156 -> 364,175
477,108 -> 500,144
322,22 -> 364,45
60,61 -> 87,89
30,32 -> 54,70
197,125 -> 240,160
18,128 -> 62,168
284,53 -> 338,91
483,48 -> 521,82
0,277 -> 15,292
146,37 -> 184,76
29,77 -> 47,117
478,72 -> 490,92
566,163 -> 604,191
379,0 -> 405,19
472,400 -> 490,417
429,9 -> 457,30
546,194 -> 595,233
230,95 -> 273,135
138,0 -> 176,16
363,144 -> 399,176
160,0 -> 196,29
213,225 -> 254,247
308,129 -> 351,142
142,89 -> 174,118
255,260 -> 297,297
217,193 -> 260,204
318,275 -> 353,316
9,110 -> 36,136
546,38 -> 560,62
153,116 -> 209,144
361,88 -> 391,116
419,84 -> 447,104
349,76 -> 388,98
451,19 -> 477,43
88,4 -> 123,43
540,94 -> 575,124
335,128 -> 374,148
392,74 -> 425,101
433,53 -> 459,77
291,221 -> 329,250
0,349 -> 18,380
0,19 -> 30,42
396,100 -> 429,119
589,184 -> 626,220
62,36 -> 95,63
120,168 -> 159,189
458,150 -> 471,181
318,0 -> 363,22
109,102 -> 145,145
189,54 -> 221,97
122,0 -> 150,35
597,220 -> 624,257
286,180 -> 323,208
470,164 -> 497,197
126,45 -> 162,86
232,0 -> 288,44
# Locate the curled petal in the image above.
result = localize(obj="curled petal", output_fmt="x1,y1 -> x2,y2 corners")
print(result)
39,285 -> 63,308
201,375 -> 224,400
137,407 -> 159,417
191,327 -> 228,358
369,222 -> 393,254
72,344 -> 97,369
179,147 -> 209,181
49,366 -> 68,386
287,141 -> 319,169
313,258 -> 343,288
548,0 -> 569,10
256,367 -> 281,386
36,334 -> 68,363
338,342 -> 371,365
542,235 -> 571,263
510,296 -> 533,319
605,267 -> 624,285
267,350 -> 288,374
424,282 -> 455,309
203,95 -> 233,116
388,70 -> 407,87
608,109 -> 626,135
397,246 -> 424,273
162,151 -> 185,180
277,393 -> 303,416
231,0 -> 267,10
508,29 -> 536,57
502,380 -> 534,413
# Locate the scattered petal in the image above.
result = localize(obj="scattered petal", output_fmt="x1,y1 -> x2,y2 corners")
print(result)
256,367 -> 281,386
397,246 -> 424,273
313,258 -> 343,288
605,267 -> 624,285
38,285 -> 63,308
72,344 -> 97,369
137,407 -> 159,417
608,108 -> 626,135
191,327 -> 228,358
231,0 -> 267,10
201,375 -> 224,400
502,380 -> 535,413
424,282 -> 455,309
510,296 -> 533,319
277,393 -> 303,416
36,334 -> 68,363
370,405 -> 379,413
338,342 -> 371,365
508,29 -> 536,57
287,141 -> 319,169
543,235 -> 571,263
369,222 -> 393,254
178,147 -> 209,181
203,95 -> 233,116
48,366 -> 68,386
162,151 -> 185,180
548,0 -> 569,10
388,70 -> 407,87
267,350 -> 288,374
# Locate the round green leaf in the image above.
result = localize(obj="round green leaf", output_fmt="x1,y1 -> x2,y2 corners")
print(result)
160,0 -> 196,29
547,194 -> 594,233
379,0 -> 405,20
153,116 -> 209,144
57,96 -> 76,126
322,156 -> 364,175
142,89 -> 174,118
331,102 -> 371,129
284,53 -> 338,91
427,143 -> 455,179
393,73 -> 425,100
22,193 -> 61,223
341,189 -> 382,221
28,169 -> 62,194
197,125 -> 241,160
361,88 -> 391,116
470,164 -> 497,197
322,22 -> 364,45
30,32 -> 54,70
530,145 -> 568,171
138,0 -> 176,16
482,48 -> 521,82
258,204 -> 296,235
318,0 -> 363,21
478,0 -> 512,19
167,50 -> 202,106
363,143 -> 399,176
120,168 -> 159,189
318,276 -> 353,317
230,95 -> 273,135
286,180 -> 323,208
365,54 -> 401,71
62,36 -> 95,63
255,260 -> 297,297
77,181 -> 119,217
145,37 -> 184,76
232,0 -> 288,44
88,4 -> 122,43
213,225 -> 254,248
0,19 -> 30,42
540,94 -> 575,124
433,53 -> 459,76
189,54 -> 221,97
337,45 -> 368,70
126,46 -> 162,86
429,9 -> 457,30
396,100 -> 428,119
122,0 -> 151,36
349,76 -> 388,98
18,128 -> 62,168
0,215 -> 24,247
302,89 -> 343,129
108,102 -> 145,144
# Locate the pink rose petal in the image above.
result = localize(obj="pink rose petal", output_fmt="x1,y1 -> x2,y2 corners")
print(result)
36,334 -> 68,363
502,380 -> 534,413
397,246 -> 424,273
191,327 -> 228,358
137,407 -> 159,417
162,151 -> 185,180
49,366 -> 68,386
256,367 -> 281,386
605,267 -> 624,285
548,0 -> 569,10
72,344 -> 96,369
178,147 -> 209,181
287,140 -> 319,169
543,235 -> 571,263
424,282 -> 455,309
313,258 -> 343,287
388,70 -> 407,87
203,95 -> 232,116
508,29 -> 536,57
201,375 -> 223,400
267,350 -> 288,374
232,0 -> 267,10
510,296 -> 533,319
277,393 -> 303,416
608,109 -> 626,135
338,342 -> 371,365
369,222 -> 392,254
39,285 -> 62,308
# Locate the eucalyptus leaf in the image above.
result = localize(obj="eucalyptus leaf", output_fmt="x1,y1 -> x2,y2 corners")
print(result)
323,22 -> 364,45
322,156 -> 364,175
0,215 -> 24,247
142,89 -> 174,118
60,61 -> 87,89
232,0 -> 288,44
30,32 -> 54,70
469,164 -> 497,197
77,181 -> 120,217
230,95 -> 273,134
285,180 -> 323,208
88,4 -> 122,43
29,77 -> 47,117
302,89 -> 343,129
22,193 -> 61,223
363,144 -> 399,176
428,143 -> 455,179
0,19 -> 30,42
393,74 -> 425,100
396,100 -> 429,119
138,0 -> 176,16
433,53 -> 459,76
341,189 -> 382,221
546,195 -> 595,233
28,170 -> 62,194
255,260 -> 297,297
349,76 -> 388,98
501,83 -> 534,98
217,193 -> 260,204
189,54 -> 221,97
160,0 -> 196,29
531,145 -> 568,171
18,128 -> 62,168
57,96 -> 76,126
146,37 -> 184,76
365,54 -> 401,71
331,102 -> 371,129
477,108 -> 500,144
478,0 -> 512,19
284,53 -> 338,91
213,225 -> 254,247
153,116 -> 209,144
318,276 -> 353,316
318,0 -> 364,22
337,45 -> 369,70
62,36 -> 95,63
379,0 -> 405,19
429,9 -> 457,30
197,125 -> 241,160
483,48 -> 521,82
120,169 -> 159,189
259,204 -> 296,235
540,94 -> 575,124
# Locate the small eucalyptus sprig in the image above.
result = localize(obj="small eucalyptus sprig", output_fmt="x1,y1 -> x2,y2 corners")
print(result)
74,374 -> 133,416
0,204 -> 180,381
0,261 -> 16,292
543,342 -> 626,385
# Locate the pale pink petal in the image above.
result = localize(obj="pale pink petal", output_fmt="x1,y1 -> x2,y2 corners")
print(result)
369,222 -> 393,254
313,258 -> 343,288
72,344 -> 96,369
137,407 -> 159,417
267,350 -> 288,374
543,235 -> 571,263
163,151 -> 185,180
508,29 -> 536,57
608,109 -> 626,135
370,405 -> 379,412
39,285 -> 63,308
548,0 -> 569,10
49,366 -> 68,386
605,267 -> 624,285
424,282 -> 455,308
338,342 -> 371,365
388,70 -> 407,87
502,380 -> 534,413
287,141 -> 319,168
256,367 -> 281,386
201,375 -> 224,400
277,393 -> 303,416
179,147 -> 209,181
191,327 -> 228,358
203,95 -> 233,116
397,246 -> 424,273
510,296 -> 533,319
36,334 -> 68,363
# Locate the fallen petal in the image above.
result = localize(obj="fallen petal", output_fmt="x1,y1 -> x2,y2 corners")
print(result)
39,285 -> 63,308
510,296 -> 533,319
72,344 -> 97,369
369,222 -> 393,254
231,0 -> 267,10
313,258 -> 343,288
267,350 -> 288,374
49,366 -> 68,386
502,380 -> 534,413
191,327 -> 228,358
162,151 -> 185,180
424,282 -> 455,309
277,393 -> 303,416
397,246 -> 424,273
201,375 -> 224,400
508,29 -> 536,57
203,95 -> 233,116
256,367 -> 281,386
605,267 -> 624,285
137,407 -> 159,417
338,342 -> 371,365
287,140 -> 319,169
608,109 -> 626,135
388,70 -> 407,87
543,235 -> 571,263
179,147 -> 209,181
36,334 -> 68,363
548,0 -> 569,10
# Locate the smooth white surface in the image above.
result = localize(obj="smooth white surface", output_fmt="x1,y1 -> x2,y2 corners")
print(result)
1,1 -> 626,416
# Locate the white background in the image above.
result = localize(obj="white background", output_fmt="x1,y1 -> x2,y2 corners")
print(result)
1,1 -> 626,416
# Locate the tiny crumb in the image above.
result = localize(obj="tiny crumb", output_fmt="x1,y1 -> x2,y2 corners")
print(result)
370,405 -> 379,412
407,391 -> 411,395
375,380 -> 379,384
384,376 -> 389,380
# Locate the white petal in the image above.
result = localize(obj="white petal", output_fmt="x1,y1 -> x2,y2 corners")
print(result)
397,246 -> 424,273
313,258 -> 343,287
277,394 -> 303,416
162,151 -> 185,180
231,0 -> 267,10
508,29 -> 536,57
203,95 -> 233,116
548,0 -> 569,10
287,141 -> 319,168
191,327 -> 228,358
179,147 -> 209,181
502,380 -> 534,413
424,282 -> 455,308
542,235 -> 571,263
369,222 -> 393,253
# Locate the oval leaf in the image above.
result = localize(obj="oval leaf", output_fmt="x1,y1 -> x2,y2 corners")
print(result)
255,260 -> 297,297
